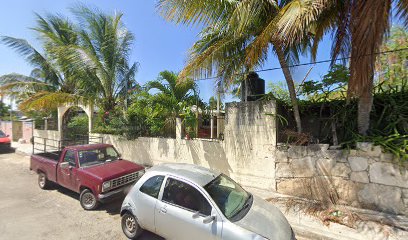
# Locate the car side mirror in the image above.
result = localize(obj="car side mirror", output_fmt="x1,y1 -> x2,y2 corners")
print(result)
203,215 -> 216,224
60,162 -> 70,169
6,135 -> 9,137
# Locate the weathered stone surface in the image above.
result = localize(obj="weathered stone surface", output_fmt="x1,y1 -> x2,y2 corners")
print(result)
316,158 -> 336,175
332,178 -> 364,207
276,178 -> 313,199
350,171 -> 369,183
358,184 -> 405,215
369,162 -> 408,188
275,163 -> 293,178
291,157 -> 316,177
287,146 -> 308,158
276,157 -> 315,178
356,142 -> 373,152
331,163 -> 351,178
275,150 -> 289,163
380,152 -> 394,162
348,157 -> 368,171
307,144 -> 329,156
402,189 -> 408,198
349,149 -> 357,157
326,150 -> 347,162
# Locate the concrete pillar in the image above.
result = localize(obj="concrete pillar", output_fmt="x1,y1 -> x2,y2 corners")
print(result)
44,118 -> 48,131
176,117 -> 183,139
210,116 -> 214,139
216,114 -> 221,139
57,106 -> 65,140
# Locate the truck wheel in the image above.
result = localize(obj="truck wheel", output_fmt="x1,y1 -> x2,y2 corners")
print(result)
38,173 -> 50,189
80,189 -> 100,210
121,212 -> 143,239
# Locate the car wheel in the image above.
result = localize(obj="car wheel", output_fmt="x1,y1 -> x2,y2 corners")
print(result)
121,212 -> 143,239
80,189 -> 100,210
38,173 -> 50,189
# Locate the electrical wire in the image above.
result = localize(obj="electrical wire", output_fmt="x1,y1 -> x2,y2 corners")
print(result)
189,47 -> 408,82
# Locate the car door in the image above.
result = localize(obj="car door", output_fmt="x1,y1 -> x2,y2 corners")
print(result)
155,177 -> 222,240
56,150 -> 78,191
133,175 -> 165,233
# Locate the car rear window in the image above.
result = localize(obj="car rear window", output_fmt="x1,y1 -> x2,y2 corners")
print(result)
0,130 -> 6,138
140,175 -> 165,199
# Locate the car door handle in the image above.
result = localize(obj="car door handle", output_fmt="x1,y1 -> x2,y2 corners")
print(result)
159,208 -> 167,214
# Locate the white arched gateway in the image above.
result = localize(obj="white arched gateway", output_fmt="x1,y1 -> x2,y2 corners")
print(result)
57,103 -> 94,141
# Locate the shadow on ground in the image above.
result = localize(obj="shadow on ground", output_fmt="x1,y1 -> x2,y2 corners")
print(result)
49,185 -> 164,239
0,147 -> 16,154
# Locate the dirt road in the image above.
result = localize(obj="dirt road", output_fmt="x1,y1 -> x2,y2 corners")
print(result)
0,152 -> 162,240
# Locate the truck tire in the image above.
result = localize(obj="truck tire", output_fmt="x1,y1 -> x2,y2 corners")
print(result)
80,189 -> 99,210
121,212 -> 143,239
38,173 -> 50,189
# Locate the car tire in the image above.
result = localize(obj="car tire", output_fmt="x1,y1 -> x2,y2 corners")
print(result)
38,172 -> 50,189
121,212 -> 143,239
80,189 -> 100,210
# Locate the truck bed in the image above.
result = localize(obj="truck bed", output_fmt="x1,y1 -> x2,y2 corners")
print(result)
30,151 -> 62,183
34,151 -> 62,161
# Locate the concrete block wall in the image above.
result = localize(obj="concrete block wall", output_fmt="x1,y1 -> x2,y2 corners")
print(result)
90,100 -> 278,192
275,143 -> 408,216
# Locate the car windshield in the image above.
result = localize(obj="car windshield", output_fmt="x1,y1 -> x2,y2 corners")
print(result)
78,147 -> 120,167
0,130 -> 6,137
204,174 -> 251,221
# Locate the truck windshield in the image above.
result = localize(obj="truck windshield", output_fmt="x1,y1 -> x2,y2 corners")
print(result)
78,147 -> 120,167
204,174 -> 252,221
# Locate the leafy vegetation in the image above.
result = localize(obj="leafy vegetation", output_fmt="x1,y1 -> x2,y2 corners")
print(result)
0,5 -> 137,115
158,0 -> 306,133
275,0 -> 407,136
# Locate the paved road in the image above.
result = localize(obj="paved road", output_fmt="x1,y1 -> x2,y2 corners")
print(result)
0,151 -> 162,240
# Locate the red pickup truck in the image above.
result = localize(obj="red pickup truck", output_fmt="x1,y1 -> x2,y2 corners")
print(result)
30,143 -> 145,210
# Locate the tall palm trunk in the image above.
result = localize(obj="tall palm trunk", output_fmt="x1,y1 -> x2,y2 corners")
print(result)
275,44 -> 302,133
349,0 -> 391,135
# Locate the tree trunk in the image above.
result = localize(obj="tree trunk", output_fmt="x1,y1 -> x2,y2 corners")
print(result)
349,0 -> 390,135
357,83 -> 373,135
275,45 -> 302,133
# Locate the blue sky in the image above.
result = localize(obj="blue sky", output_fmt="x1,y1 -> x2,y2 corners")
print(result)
0,0 -> 335,104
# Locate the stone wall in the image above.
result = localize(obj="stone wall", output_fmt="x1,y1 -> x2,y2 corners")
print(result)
90,100 -> 278,192
275,143 -> 408,215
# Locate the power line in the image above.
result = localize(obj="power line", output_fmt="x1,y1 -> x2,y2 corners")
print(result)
191,47 -> 408,82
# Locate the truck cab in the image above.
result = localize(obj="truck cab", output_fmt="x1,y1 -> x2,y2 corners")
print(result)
30,140 -> 145,210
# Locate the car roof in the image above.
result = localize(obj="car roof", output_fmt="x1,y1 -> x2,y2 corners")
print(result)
149,163 -> 221,187
65,143 -> 113,151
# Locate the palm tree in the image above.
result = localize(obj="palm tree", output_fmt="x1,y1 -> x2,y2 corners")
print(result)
0,14 -> 85,111
147,70 -> 197,118
59,5 -> 138,113
273,0 -> 408,135
1,6 -> 138,115
157,0 -> 306,133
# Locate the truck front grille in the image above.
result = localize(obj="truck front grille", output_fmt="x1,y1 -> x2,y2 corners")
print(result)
111,172 -> 139,189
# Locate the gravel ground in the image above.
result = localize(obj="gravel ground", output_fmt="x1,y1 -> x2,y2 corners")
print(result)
0,151 -> 162,240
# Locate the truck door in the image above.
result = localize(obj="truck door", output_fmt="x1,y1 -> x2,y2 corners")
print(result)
57,150 -> 78,191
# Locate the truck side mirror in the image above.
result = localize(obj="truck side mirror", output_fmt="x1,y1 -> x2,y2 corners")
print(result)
60,162 -> 70,169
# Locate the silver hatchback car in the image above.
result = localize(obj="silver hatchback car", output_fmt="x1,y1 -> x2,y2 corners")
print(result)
120,163 -> 295,240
